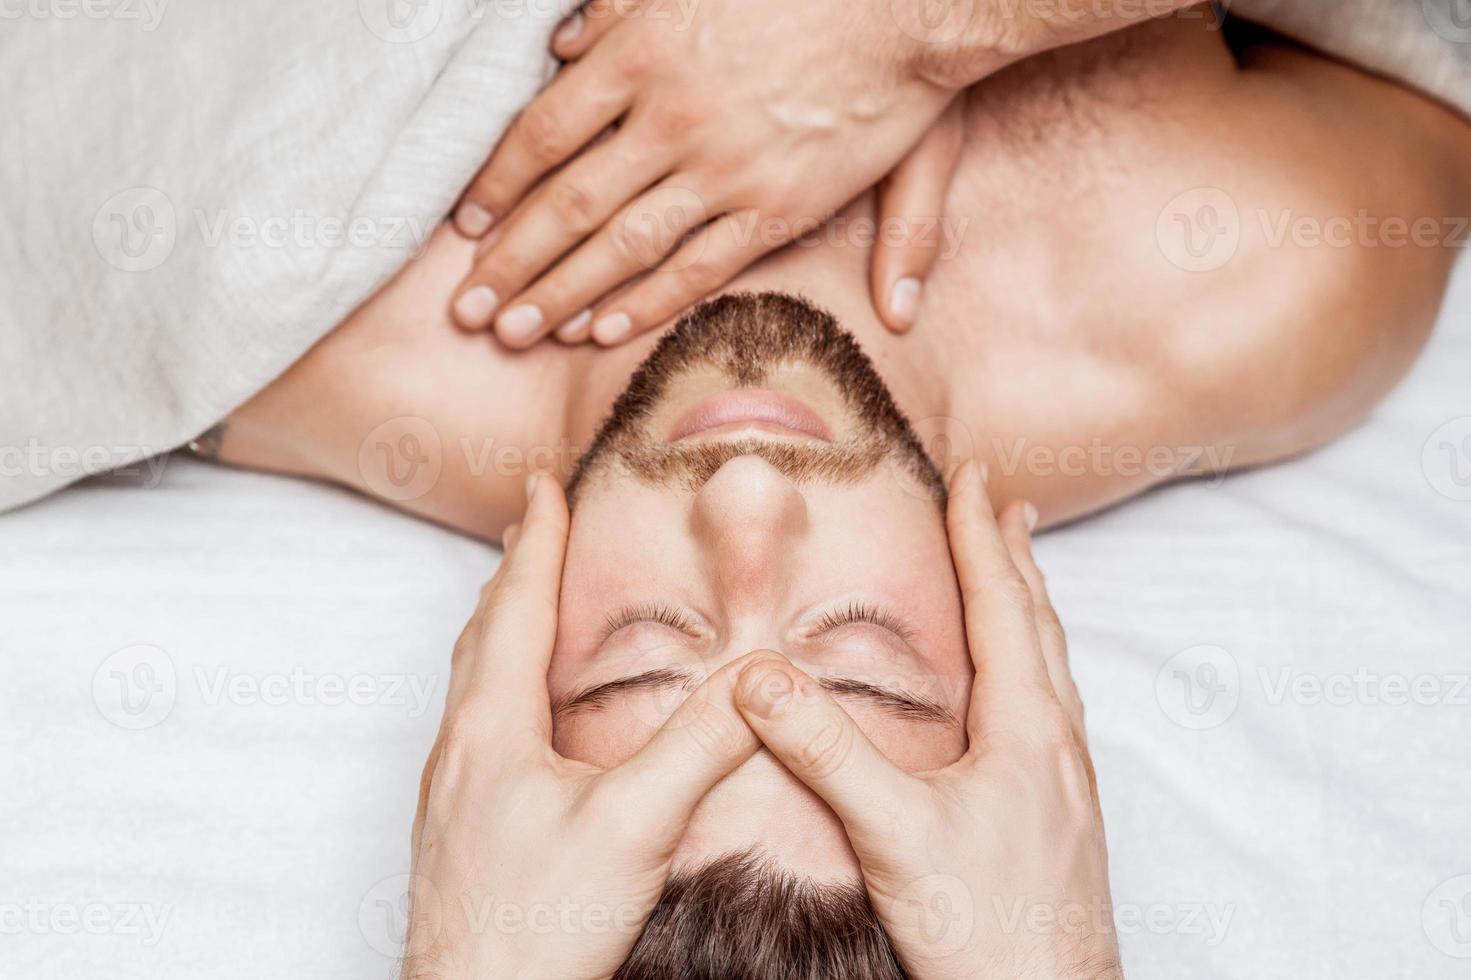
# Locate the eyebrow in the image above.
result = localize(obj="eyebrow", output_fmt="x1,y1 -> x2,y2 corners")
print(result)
553,667 -> 958,727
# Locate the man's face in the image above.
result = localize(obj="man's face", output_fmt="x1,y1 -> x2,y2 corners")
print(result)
549,293 -> 973,879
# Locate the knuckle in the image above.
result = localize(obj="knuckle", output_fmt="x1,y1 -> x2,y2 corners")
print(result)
681,705 -> 747,760
613,210 -> 665,268
994,571 -> 1036,614
643,101 -> 698,142
678,257 -> 727,295
548,178 -> 602,232
519,105 -> 569,162
793,720 -> 853,781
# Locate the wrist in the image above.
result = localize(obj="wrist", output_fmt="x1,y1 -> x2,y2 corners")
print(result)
894,0 -> 1205,91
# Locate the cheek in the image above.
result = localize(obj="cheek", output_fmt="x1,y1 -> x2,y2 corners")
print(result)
552,709 -> 661,770
857,712 -> 968,772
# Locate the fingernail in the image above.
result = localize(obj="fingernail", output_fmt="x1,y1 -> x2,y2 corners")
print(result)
455,203 -> 494,238
497,304 -> 545,343
592,311 -> 632,345
553,10 -> 583,47
453,286 -> 499,329
888,276 -> 922,328
742,665 -> 794,720
556,308 -> 593,343
525,472 -> 541,502
1023,501 -> 1039,531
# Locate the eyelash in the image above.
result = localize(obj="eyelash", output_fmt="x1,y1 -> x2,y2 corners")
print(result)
599,601 -> 911,641
601,602 -> 699,640
813,601 -> 915,639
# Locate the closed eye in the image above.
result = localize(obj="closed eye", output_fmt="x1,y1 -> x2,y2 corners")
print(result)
599,602 -> 701,643
809,601 -> 917,641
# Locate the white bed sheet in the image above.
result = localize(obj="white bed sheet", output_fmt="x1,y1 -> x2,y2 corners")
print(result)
4,260 -> 1471,979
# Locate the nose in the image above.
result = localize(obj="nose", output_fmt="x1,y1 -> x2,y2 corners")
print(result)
689,455 -> 808,609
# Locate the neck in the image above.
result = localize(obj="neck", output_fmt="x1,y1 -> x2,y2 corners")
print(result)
559,208 -> 957,477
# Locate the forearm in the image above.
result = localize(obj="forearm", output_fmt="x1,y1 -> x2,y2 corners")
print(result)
903,0 -> 1210,89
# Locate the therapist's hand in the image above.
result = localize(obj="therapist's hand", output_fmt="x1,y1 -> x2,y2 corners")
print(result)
449,0 -> 961,345
401,476 -> 762,980
733,461 -> 1121,979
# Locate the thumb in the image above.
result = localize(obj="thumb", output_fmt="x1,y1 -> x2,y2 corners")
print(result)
733,653 -> 925,845
595,653 -> 763,835
870,100 -> 965,333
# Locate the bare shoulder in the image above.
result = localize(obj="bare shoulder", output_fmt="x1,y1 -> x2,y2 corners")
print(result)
927,17 -> 1471,521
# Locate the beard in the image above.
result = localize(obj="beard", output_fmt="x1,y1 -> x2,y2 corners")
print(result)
565,291 -> 946,505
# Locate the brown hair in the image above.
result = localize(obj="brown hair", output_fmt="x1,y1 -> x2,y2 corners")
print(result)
614,851 -> 906,980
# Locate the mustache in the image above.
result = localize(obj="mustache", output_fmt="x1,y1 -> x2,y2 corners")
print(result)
609,435 -> 890,491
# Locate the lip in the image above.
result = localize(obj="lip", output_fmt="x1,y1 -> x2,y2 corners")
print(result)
668,389 -> 833,443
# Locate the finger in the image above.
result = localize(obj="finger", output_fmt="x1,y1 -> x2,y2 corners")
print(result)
453,53 -> 634,244
998,500 -> 1087,743
453,135 -> 669,341
945,461 -> 1056,738
554,309 -> 594,344
550,0 -> 628,60
478,178 -> 713,345
590,211 -> 773,346
732,652 -> 928,847
869,103 -> 964,333
465,474 -> 571,736
592,651 -> 765,836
